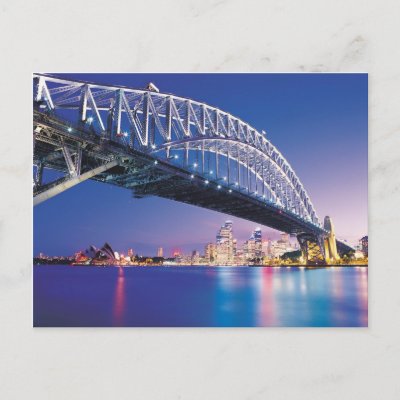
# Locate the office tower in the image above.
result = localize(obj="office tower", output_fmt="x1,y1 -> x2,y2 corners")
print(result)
205,242 -> 216,264
216,220 -> 235,265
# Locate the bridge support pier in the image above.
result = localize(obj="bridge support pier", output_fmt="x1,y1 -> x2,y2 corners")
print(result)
297,216 -> 341,265
297,233 -> 326,265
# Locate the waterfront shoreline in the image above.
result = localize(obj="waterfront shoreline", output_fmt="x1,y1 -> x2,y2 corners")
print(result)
34,263 -> 368,268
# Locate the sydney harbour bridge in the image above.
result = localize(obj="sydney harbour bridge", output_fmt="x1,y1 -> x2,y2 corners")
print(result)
33,74 -> 353,264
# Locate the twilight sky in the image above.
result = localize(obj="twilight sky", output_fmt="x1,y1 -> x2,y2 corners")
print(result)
34,73 -> 368,257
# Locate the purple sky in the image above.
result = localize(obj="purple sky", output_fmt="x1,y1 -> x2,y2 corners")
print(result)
34,73 -> 368,257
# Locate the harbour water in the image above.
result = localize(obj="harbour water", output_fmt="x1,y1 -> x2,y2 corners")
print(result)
33,265 -> 368,327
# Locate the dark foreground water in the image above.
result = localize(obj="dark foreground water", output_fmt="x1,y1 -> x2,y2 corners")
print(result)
33,265 -> 368,327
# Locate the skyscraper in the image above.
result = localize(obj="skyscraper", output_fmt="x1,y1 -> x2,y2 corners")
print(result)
157,247 -> 163,257
216,220 -> 235,265
243,237 -> 256,261
254,227 -> 262,259
205,242 -> 216,264
360,236 -> 368,256
262,239 -> 271,257
191,250 -> 200,264
243,228 -> 262,262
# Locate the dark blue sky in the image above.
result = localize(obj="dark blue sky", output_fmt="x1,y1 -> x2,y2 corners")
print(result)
34,73 -> 368,256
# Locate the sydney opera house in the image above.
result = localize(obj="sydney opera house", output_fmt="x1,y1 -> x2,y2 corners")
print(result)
74,242 -> 117,265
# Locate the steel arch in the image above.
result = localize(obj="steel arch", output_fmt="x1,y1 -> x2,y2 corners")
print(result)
33,74 -> 320,226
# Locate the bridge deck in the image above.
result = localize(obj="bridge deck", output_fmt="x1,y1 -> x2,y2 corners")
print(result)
33,111 -> 353,254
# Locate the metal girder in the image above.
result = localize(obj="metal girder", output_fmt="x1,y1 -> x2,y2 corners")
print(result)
34,163 -> 43,187
33,76 -> 54,109
78,85 -> 89,122
61,144 -> 77,177
87,87 -> 105,131
33,160 -> 118,206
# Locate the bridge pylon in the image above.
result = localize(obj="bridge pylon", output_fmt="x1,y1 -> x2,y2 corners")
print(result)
323,216 -> 340,263
297,216 -> 340,265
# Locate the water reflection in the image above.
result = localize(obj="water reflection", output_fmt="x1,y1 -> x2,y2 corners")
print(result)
35,265 -> 368,327
214,267 -> 259,326
113,267 -> 125,326
258,268 -> 277,326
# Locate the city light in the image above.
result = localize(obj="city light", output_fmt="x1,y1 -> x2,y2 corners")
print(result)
193,163 -> 198,168
217,185 -> 221,189
174,154 -> 179,159
205,180 -> 209,184
190,174 -> 194,179
154,160 -> 158,165
87,117 -> 93,123
36,218 -> 367,268
151,144 -> 156,149
67,127 -> 72,132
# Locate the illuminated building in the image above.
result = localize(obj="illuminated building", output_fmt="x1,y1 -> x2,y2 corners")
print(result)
281,233 -> 289,244
354,250 -> 364,259
268,233 -> 296,259
243,237 -> 256,261
157,247 -> 163,257
216,220 -> 235,265
360,236 -> 368,256
262,239 -> 271,257
242,228 -> 262,262
254,228 -> 262,258
86,242 -> 117,264
191,250 -> 200,264
74,251 -> 90,264
205,242 -> 216,264
234,248 -> 245,265
127,248 -> 134,257
172,249 -> 182,258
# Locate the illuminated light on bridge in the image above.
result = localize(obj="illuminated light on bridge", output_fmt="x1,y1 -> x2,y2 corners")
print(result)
32,74 -> 354,264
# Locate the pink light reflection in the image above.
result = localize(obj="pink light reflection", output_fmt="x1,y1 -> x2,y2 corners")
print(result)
113,267 -> 126,326
258,268 -> 277,326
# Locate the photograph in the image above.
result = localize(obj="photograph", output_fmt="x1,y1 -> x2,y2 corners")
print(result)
33,73 -> 368,327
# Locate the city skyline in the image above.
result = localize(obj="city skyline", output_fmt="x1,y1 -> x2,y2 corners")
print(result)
35,219 -> 313,265
36,219 -> 366,263
34,73 -> 368,256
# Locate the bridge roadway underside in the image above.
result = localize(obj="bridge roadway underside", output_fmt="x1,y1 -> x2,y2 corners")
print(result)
128,169 -> 319,236
34,141 -> 319,237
